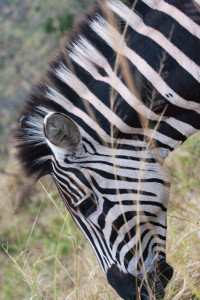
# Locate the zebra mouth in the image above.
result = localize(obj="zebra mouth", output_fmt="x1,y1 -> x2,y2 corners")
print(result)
107,261 -> 173,300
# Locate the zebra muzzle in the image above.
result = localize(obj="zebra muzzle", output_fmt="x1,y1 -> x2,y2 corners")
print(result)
106,261 -> 173,300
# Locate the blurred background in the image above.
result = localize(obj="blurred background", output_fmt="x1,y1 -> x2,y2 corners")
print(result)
0,0 -> 200,299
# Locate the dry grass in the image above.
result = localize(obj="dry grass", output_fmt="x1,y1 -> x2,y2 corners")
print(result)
0,133 -> 200,300
164,135 -> 200,300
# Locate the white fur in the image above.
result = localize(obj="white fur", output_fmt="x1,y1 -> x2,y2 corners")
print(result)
91,12 -> 200,111
142,0 -> 200,39
108,0 -> 200,82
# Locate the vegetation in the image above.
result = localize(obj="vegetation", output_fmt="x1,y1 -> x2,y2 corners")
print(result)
0,0 -> 199,299
43,11 -> 75,34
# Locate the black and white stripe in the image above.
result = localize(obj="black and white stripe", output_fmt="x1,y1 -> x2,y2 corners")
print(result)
16,0 -> 200,298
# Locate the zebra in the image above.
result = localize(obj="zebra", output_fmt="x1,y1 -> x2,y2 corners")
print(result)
16,0 -> 200,299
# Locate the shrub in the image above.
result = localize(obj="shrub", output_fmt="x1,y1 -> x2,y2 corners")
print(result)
43,11 -> 75,35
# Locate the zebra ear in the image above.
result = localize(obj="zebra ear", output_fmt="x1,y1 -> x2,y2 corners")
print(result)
44,112 -> 81,152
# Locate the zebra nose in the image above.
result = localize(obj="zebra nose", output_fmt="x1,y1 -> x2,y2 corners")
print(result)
107,265 -> 151,300
106,264 -> 172,300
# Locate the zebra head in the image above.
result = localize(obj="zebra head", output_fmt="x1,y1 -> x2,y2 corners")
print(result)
41,110 -> 173,299
16,0 -> 200,297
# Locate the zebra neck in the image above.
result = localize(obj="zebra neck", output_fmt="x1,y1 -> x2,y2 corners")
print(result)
16,0 -> 200,179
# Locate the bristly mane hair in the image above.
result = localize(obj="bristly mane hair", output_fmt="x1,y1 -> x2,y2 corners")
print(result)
15,0 -> 200,181
15,0 -> 125,181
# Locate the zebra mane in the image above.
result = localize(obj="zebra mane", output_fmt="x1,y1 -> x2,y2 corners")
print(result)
16,0 -> 200,180
15,0 -> 123,180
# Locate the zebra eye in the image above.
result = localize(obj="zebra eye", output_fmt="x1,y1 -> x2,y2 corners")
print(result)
79,196 -> 97,217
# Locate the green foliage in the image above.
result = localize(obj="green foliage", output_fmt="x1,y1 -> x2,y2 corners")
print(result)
34,4 -> 41,12
57,12 -> 74,33
43,17 -> 56,34
167,133 -> 200,195
43,11 -> 75,35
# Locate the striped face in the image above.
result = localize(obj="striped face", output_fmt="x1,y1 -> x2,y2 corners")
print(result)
17,0 -> 200,298
43,111 -> 173,299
